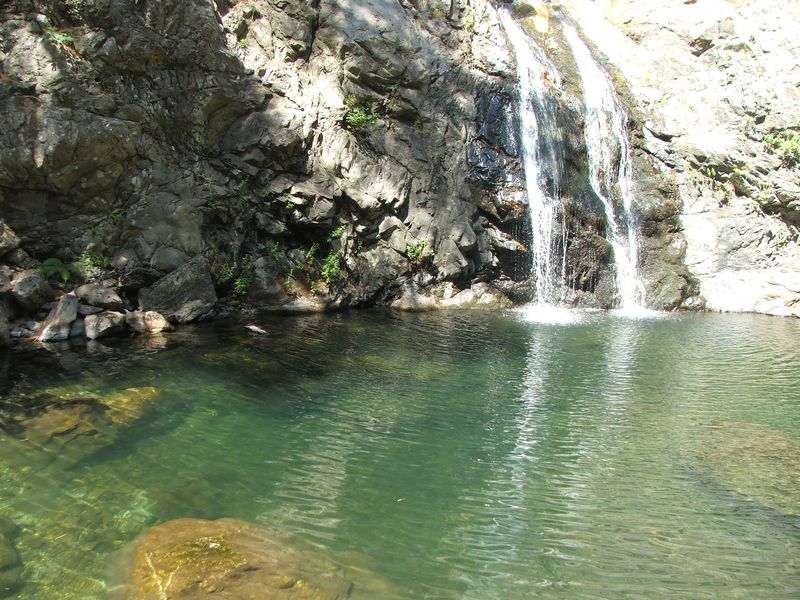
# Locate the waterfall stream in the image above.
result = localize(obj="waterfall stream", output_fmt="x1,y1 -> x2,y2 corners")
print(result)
500,11 -> 567,308
561,22 -> 647,311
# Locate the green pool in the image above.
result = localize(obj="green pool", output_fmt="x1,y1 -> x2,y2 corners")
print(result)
1,309 -> 798,598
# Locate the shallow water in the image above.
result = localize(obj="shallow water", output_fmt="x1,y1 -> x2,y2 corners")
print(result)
1,309 -> 799,599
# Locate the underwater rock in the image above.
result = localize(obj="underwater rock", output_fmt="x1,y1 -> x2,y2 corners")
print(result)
101,387 -> 161,427
112,518 -> 389,599
688,421 -> 800,517
18,399 -> 113,461
6,387 -> 161,462
0,527 -> 20,599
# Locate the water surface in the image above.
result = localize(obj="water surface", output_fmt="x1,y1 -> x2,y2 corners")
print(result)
1,310 -> 798,598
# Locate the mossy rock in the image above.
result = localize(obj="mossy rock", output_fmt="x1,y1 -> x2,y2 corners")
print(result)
113,518 -> 393,599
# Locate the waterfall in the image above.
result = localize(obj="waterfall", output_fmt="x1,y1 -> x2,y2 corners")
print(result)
561,22 -> 646,311
500,10 -> 567,307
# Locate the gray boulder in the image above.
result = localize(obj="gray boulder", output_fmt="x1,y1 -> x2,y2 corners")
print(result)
0,221 -> 20,256
84,311 -> 126,340
37,293 -> 79,342
150,247 -> 189,273
10,270 -> 53,313
75,283 -> 124,311
138,257 -> 217,324
125,310 -> 173,334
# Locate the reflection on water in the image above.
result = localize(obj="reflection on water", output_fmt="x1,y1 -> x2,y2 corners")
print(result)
0,310 -> 799,599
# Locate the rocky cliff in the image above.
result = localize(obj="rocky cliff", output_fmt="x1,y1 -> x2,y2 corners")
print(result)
559,0 -> 800,317
0,0 -> 750,345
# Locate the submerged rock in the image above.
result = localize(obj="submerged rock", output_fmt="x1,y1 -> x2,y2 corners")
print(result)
688,421 -> 800,517
112,518 -> 390,599
6,387 -> 162,463
18,399 -> 113,460
0,522 -> 20,599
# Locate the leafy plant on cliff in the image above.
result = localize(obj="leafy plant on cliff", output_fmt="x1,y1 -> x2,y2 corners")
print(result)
233,254 -> 257,297
343,96 -> 378,131
43,28 -> 74,47
322,251 -> 343,284
327,225 -> 346,243
764,131 -> 800,167
39,258 -> 72,283
406,240 -> 431,270
75,252 -> 111,280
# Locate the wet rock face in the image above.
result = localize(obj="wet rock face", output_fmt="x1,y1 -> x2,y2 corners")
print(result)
112,518 -> 390,599
0,0 -> 696,312
559,0 -> 800,315
0,0 -> 532,309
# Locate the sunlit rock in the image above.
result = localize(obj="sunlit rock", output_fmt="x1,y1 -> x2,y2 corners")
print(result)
111,518 -> 391,599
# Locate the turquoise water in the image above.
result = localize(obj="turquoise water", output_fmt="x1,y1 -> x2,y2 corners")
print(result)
1,309 -> 799,598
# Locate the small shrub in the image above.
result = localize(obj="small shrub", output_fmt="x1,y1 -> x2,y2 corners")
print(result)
218,262 -> 235,284
406,240 -> 430,268
343,96 -> 378,131
306,242 -> 320,262
75,252 -> 111,279
233,254 -> 257,297
463,13 -> 475,33
327,225 -> 345,243
238,38 -> 249,49
44,28 -> 74,46
322,251 -> 342,284
764,131 -> 800,167
39,258 -> 71,283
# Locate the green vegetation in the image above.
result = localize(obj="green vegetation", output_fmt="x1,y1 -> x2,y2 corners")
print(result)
510,2 -> 537,19
327,225 -> 345,243
217,262 -> 236,285
306,242 -> 320,262
76,252 -> 111,279
39,258 -> 72,283
265,242 -> 290,274
406,240 -> 431,269
233,254 -> 257,297
764,131 -> 800,167
44,28 -> 74,47
322,251 -> 342,284
431,5 -> 448,20
238,39 -> 249,49
463,13 -> 475,33
343,96 -> 378,131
